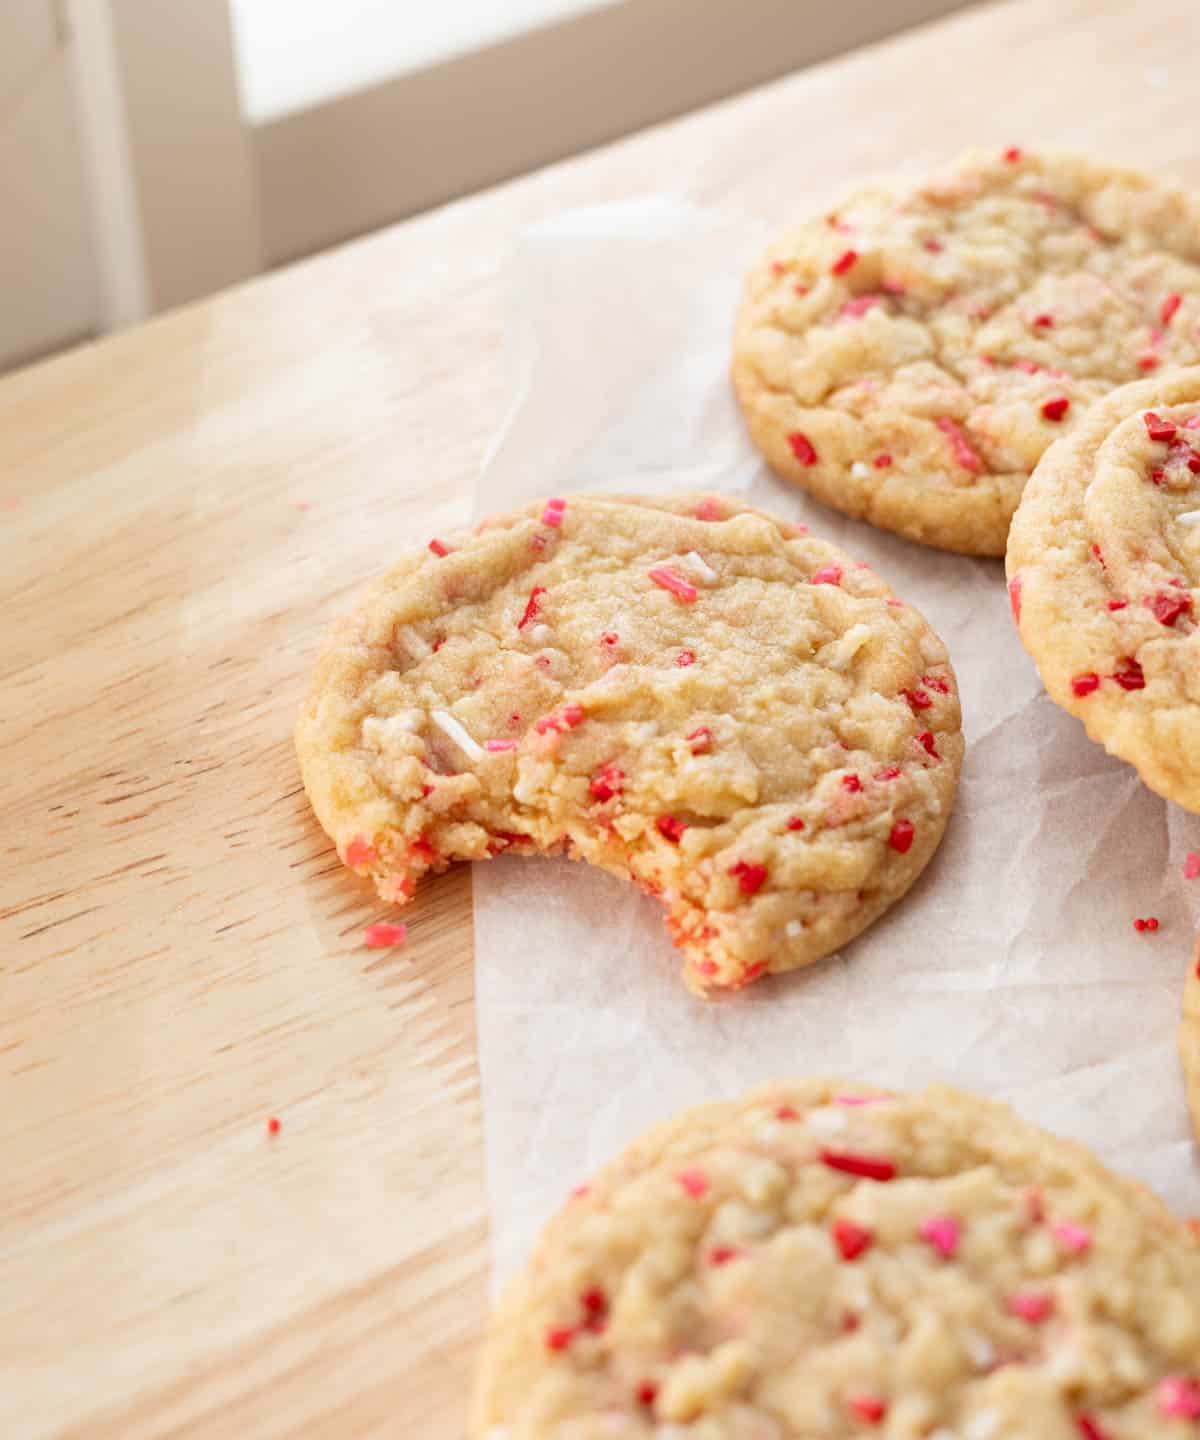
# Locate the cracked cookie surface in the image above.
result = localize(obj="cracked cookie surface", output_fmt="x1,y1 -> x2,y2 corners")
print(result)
733,148 -> 1200,555
1007,368 -> 1200,813
295,494 -> 962,991
474,1079 -> 1200,1440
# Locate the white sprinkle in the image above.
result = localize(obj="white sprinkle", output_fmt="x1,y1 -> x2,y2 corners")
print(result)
682,550 -> 718,584
785,919 -> 803,939
962,1329 -> 996,1370
361,711 -> 422,747
805,1106 -> 848,1136
851,461 -> 871,479
1178,509 -> 1200,526
431,709 -> 484,761
527,623 -> 552,644
393,625 -> 431,659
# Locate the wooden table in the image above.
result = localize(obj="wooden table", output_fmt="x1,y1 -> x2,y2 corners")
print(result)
3,1 -> 1193,1433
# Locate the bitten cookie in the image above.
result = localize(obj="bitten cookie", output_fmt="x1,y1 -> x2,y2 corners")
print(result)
296,494 -> 962,992
733,147 -> 1200,556
474,1079 -> 1200,1440
1007,368 -> 1200,812
1183,935 -> 1200,1146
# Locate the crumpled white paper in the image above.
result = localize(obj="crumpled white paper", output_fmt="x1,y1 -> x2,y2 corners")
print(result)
471,196 -> 1200,1291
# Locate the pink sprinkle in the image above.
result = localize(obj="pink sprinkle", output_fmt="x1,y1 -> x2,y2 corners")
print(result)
1024,1187 -> 1045,1224
657,815 -> 687,843
1184,853 -> 1200,880
881,277 -> 906,295
569,1183 -> 590,1200
840,294 -> 882,318
1008,575 -> 1023,622
1013,357 -> 1041,374
770,260 -> 785,275
923,675 -> 950,694
936,417 -> 983,473
541,497 -> 566,527
919,1214 -> 961,1258
847,1394 -> 887,1425
694,497 -> 723,521
1161,293 -> 1183,326
686,726 -> 713,754
776,1104 -> 799,1120
696,960 -> 719,977
873,452 -> 893,468
831,248 -> 858,276
875,766 -> 901,781
676,1167 -> 709,1198
676,649 -> 696,667
793,282 -> 809,296
485,738 -> 517,752
1041,395 -> 1070,422
363,922 -> 408,949
1185,414 -> 1200,431
648,566 -> 698,603
729,860 -> 768,895
787,431 -> 819,466
917,731 -> 939,760
832,1217 -> 874,1260
534,703 -> 585,736
1051,1221 -> 1092,1255
708,1244 -> 742,1266
600,631 -> 619,647
821,1149 -> 896,1182
1144,411 -> 1178,443
811,564 -> 843,586
833,1092 -> 879,1106
842,773 -> 863,793
344,836 -> 376,868
428,538 -> 450,557
589,763 -> 624,801
1158,1376 -> 1200,1420
518,585 -> 547,629
1071,673 -> 1100,697
924,237 -> 944,253
888,819 -> 915,854
786,816 -> 806,831
1008,1289 -> 1055,1324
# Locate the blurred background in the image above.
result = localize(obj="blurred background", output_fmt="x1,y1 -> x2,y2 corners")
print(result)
1,0 -> 973,375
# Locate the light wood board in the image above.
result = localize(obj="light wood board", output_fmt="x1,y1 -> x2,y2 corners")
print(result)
2,1 -> 1195,1433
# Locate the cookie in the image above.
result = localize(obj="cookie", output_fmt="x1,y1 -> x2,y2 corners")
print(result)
296,494 -> 962,992
1183,935 -> 1200,1146
733,147 -> 1200,556
473,1079 -> 1200,1440
1006,368 -> 1200,812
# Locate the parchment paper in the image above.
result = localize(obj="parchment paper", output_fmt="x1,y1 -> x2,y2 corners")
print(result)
470,196 -> 1200,1291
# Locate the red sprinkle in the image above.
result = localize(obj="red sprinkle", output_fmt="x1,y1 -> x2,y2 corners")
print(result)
541,497 -> 566,527
770,260 -> 785,276
1008,1289 -> 1055,1324
363,922 -> 407,949
1112,659 -> 1145,691
1032,312 -> 1054,328
776,1104 -> 799,1120
786,816 -> 806,832
935,417 -> 983,473
676,1167 -> 709,1198
657,815 -> 687,843
848,1394 -> 888,1425
919,1214 -> 961,1258
648,566 -> 698,603
635,1381 -> 658,1408
888,819 -> 915,854
1133,916 -> 1160,933
729,860 -> 768,895
1107,600 -> 1127,611
787,431 -> 819,466
842,773 -> 863,793
1158,1376 -> 1200,1420
518,585 -> 548,629
428,538 -> 449,557
1008,575 -> 1023,622
1003,145 -> 1022,162
1148,591 -> 1192,627
686,726 -> 713,754
1144,411 -> 1178,443
675,649 -> 696,668
1138,354 -> 1161,371
1041,395 -> 1070,422
811,564 -> 843,586
923,675 -> 950,694
534,703 -> 585,735
589,764 -> 625,802
694,497 -> 723,521
600,631 -> 619,647
904,689 -> 932,711
821,1149 -> 897,1182
917,731 -> 940,760
267,1116 -> 281,1136
1161,292 -> 1183,326
832,1217 -> 874,1260
1076,1417 -> 1111,1440
1071,672 -> 1100,697
872,452 -> 893,469
708,1244 -> 742,1266
544,1326 -> 574,1352
345,836 -> 376,868
875,765 -> 901,781
831,248 -> 859,276
1184,853 -> 1200,880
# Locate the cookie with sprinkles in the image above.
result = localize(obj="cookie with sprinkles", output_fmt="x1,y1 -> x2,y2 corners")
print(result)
1183,935 -> 1200,1146
1007,368 -> 1200,812
296,494 -> 962,993
474,1078 -> 1200,1439
733,147 -> 1200,555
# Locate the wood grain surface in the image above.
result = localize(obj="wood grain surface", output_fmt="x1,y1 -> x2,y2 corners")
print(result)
3,1 -> 1196,1434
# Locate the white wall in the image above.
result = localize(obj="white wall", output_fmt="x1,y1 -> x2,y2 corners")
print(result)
0,0 -> 98,370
